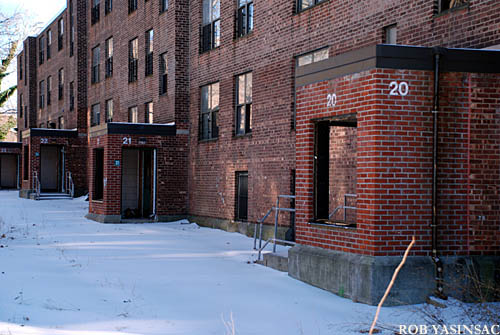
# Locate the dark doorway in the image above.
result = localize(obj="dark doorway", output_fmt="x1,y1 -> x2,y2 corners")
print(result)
236,171 -> 248,221
121,148 -> 155,219
94,148 -> 104,200
0,154 -> 18,189
40,145 -> 63,192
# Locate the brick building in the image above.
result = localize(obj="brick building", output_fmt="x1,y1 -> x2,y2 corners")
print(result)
17,0 -> 500,304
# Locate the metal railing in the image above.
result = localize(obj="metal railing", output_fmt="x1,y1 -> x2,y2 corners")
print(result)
66,171 -> 74,198
32,171 -> 41,200
253,195 -> 296,261
328,193 -> 357,224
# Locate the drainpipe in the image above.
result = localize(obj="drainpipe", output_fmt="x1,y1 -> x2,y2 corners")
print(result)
431,47 -> 446,299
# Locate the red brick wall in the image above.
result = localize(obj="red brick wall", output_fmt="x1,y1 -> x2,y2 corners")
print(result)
295,68 -> 500,257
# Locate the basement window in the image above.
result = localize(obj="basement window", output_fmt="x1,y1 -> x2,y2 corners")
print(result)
313,115 -> 357,227
94,148 -> 104,201
438,0 -> 468,14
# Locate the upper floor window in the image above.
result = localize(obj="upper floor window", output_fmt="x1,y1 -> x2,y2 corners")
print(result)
235,72 -> 252,135
384,24 -> 397,44
19,55 -> 23,80
39,36 -> 45,65
200,82 -> 219,140
47,30 -> 52,59
159,52 -> 168,95
200,0 -> 220,53
91,103 -> 100,127
145,102 -> 154,123
105,37 -> 113,78
297,47 -> 328,67
160,0 -> 168,13
69,82 -> 75,111
58,116 -> 65,129
145,29 -> 154,76
105,99 -> 113,122
128,38 -> 138,83
58,68 -> 64,100
128,0 -> 137,14
297,0 -> 325,12
438,0 -> 468,13
236,0 -> 253,38
92,45 -> 101,84
19,94 -> 23,118
39,80 -> 45,109
58,18 -> 64,50
105,0 -> 112,14
92,0 -> 101,25
128,106 -> 138,123
47,76 -> 52,106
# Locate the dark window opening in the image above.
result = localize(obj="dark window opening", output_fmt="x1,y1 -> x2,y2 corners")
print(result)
200,82 -> 219,140
39,80 -> 45,109
19,94 -> 23,118
105,0 -> 112,14
200,0 -> 220,53
235,72 -> 252,136
91,103 -> 100,127
438,0 -> 468,13
286,169 -> 296,241
128,0 -> 137,13
47,76 -> 52,106
236,0 -> 253,38
128,38 -> 138,83
58,18 -> 64,51
24,107 -> 27,128
92,45 -> 100,84
58,68 -> 64,100
236,171 -> 248,221
297,0 -> 326,12
160,0 -> 168,13
145,29 -> 154,76
106,99 -> 113,122
105,37 -> 113,78
314,116 -> 357,227
19,55 -> 23,80
69,82 -> 75,111
23,145 -> 29,180
39,37 -> 45,65
159,53 -> 168,95
91,0 -> 100,25
94,148 -> 104,201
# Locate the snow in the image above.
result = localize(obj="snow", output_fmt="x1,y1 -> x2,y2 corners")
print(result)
0,190 -> 489,335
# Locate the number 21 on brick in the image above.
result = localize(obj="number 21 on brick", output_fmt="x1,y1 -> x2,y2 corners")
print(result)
389,81 -> 409,96
326,93 -> 337,107
123,137 -> 132,145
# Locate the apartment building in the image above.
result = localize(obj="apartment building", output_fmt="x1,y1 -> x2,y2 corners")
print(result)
17,0 -> 500,305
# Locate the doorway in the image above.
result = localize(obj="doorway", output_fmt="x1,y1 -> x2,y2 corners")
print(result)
40,145 -> 63,192
121,148 -> 156,219
0,154 -> 18,189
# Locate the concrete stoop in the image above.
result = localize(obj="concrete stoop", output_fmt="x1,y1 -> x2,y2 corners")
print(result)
260,252 -> 289,272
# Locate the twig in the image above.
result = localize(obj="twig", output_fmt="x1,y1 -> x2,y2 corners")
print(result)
369,236 -> 416,335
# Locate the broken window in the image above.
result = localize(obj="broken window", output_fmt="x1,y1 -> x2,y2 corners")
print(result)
297,0 -> 326,12
438,0 -> 468,13
94,148 -> 104,201
236,171 -> 248,221
200,82 -> 219,140
200,0 -> 220,52
236,0 -> 253,38
235,72 -> 252,136
314,116 -> 357,226
297,47 -> 329,67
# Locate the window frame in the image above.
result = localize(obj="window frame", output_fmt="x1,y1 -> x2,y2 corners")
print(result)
145,101 -> 154,124
296,47 -> 329,67
437,0 -> 468,14
91,103 -> 101,127
200,0 -> 221,53
58,68 -> 64,100
39,80 -> 45,109
105,0 -> 112,15
296,0 -> 326,13
47,76 -> 52,106
47,30 -> 52,59
69,81 -> 75,111
235,71 -> 252,136
105,37 -> 113,78
105,99 -> 113,122
128,106 -> 138,123
235,171 -> 248,221
128,0 -> 137,14
58,18 -> 64,51
91,0 -> 101,25
145,29 -> 154,77
91,45 -> 101,84
159,52 -> 168,95
128,38 -> 138,83
39,36 -> 45,65
160,0 -> 168,13
235,0 -> 254,38
199,81 -> 220,141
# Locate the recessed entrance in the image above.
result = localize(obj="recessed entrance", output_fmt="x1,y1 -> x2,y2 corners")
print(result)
0,154 -> 18,189
40,145 -> 63,192
121,148 -> 156,219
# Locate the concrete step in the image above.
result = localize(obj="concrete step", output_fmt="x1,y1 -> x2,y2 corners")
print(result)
260,252 -> 289,272
38,193 -> 72,200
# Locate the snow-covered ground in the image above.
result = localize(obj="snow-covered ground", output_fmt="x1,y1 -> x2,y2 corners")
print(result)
0,190 -> 490,335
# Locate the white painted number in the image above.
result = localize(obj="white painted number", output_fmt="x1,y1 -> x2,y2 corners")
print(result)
123,137 -> 132,145
327,93 -> 337,108
41,138 -> 48,144
389,81 -> 409,96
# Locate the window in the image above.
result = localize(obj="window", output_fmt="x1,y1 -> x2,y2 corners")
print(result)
39,81 -> 45,109
24,107 -> 27,128
438,0 -> 468,13
297,0 -> 326,12
105,37 -> 113,78
128,0 -> 137,13
105,0 -> 112,14
19,55 -> 23,80
58,18 -> 64,50
200,0 -> 220,53
47,76 -> 52,106
69,1 -> 74,56
39,36 -> 45,65
23,146 -> 29,180
24,49 -> 27,83
47,30 -> 52,59
236,172 -> 248,221
145,102 -> 153,123
200,82 -> 219,140
58,116 -> 64,129
128,106 -> 138,123
91,103 -> 100,126
160,0 -> 168,12
159,52 -> 168,95
236,0 -> 253,37
69,82 -> 75,111
105,99 -> 113,122
128,38 -> 138,83
92,0 -> 100,25
58,68 -> 64,100
19,94 -> 23,118
93,148 -> 104,201
92,45 -> 100,84
384,24 -> 397,44
145,29 -> 154,76
235,72 -> 252,135
297,47 -> 329,67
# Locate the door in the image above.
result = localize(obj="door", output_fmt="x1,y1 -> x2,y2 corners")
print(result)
0,155 -> 17,188
40,146 -> 60,192
236,172 -> 248,221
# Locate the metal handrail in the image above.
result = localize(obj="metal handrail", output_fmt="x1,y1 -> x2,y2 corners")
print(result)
258,238 -> 296,261
33,171 -> 40,200
328,193 -> 357,223
66,171 -> 74,198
